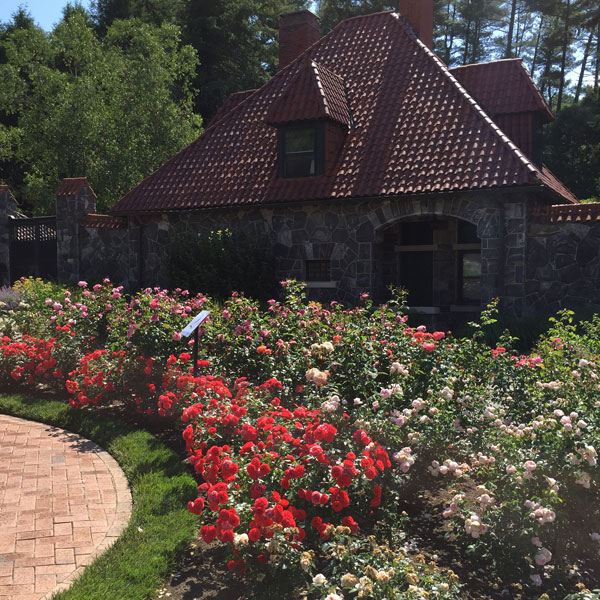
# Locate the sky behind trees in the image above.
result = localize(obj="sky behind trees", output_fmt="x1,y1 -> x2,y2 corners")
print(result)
0,1 -> 92,31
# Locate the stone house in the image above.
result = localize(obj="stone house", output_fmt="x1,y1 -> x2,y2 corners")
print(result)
4,1 -> 600,319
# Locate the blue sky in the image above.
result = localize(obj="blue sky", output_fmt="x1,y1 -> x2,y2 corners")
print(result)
0,0 -> 92,31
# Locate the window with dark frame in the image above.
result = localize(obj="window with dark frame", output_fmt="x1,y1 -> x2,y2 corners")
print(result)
459,251 -> 482,305
279,123 -> 323,178
306,259 -> 331,281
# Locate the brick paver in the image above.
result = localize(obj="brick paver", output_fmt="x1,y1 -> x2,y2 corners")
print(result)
0,415 -> 132,600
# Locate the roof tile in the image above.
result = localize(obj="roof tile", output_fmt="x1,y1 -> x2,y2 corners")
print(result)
56,178 -> 96,197
83,214 -> 127,229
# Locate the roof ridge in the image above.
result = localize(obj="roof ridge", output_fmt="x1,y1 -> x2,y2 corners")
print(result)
421,42 -> 539,183
310,60 -> 330,118
452,57 -> 522,69
514,60 -> 554,120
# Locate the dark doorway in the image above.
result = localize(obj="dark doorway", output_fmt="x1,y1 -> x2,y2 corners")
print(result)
377,216 -> 480,310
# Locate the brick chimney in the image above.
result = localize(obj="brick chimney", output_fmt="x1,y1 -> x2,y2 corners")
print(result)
279,10 -> 320,71
398,0 -> 433,50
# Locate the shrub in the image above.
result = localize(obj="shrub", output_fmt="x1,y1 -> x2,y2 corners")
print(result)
166,228 -> 277,300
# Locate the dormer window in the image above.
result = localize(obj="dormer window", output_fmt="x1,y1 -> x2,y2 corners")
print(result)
279,123 -> 323,178
265,59 -> 351,180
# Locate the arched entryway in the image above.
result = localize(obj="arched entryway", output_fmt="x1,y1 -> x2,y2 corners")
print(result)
376,216 -> 481,311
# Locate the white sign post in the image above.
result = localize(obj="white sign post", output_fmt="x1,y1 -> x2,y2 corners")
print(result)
180,310 -> 210,376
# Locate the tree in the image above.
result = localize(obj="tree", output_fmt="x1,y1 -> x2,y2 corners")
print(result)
456,0 -> 505,65
181,0 -> 308,123
91,0 -> 184,36
543,90 -> 600,199
0,11 -> 202,214
317,0 -> 396,34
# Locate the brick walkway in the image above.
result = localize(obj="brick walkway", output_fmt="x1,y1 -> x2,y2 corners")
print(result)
0,414 -> 132,600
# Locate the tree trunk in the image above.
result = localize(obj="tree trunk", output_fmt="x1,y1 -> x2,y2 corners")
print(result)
463,21 -> 471,64
556,0 -> 571,112
575,29 -> 594,102
443,1 -> 455,64
530,15 -> 544,77
514,0 -> 524,55
505,0 -> 518,57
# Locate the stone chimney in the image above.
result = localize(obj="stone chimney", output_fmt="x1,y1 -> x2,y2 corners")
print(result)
279,10 -> 320,71
398,0 -> 434,50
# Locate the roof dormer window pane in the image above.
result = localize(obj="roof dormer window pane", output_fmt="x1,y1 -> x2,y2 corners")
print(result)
280,125 -> 322,178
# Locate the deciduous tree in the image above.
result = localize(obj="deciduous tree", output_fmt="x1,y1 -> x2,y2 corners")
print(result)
0,10 -> 201,214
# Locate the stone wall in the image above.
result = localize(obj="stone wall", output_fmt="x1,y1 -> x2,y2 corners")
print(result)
56,179 -> 98,284
0,187 -> 19,286
526,204 -> 600,315
132,189 -> 529,312
13,176 -> 600,319
55,179 -> 130,286
79,215 -> 129,285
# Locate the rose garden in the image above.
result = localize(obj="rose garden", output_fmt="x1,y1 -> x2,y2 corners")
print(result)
0,277 -> 599,599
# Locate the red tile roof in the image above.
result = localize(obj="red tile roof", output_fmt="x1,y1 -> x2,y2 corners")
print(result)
112,12 -> 576,214
83,214 -> 127,229
211,89 -> 258,125
538,167 -> 578,204
450,59 -> 553,121
56,178 -> 96,198
266,59 -> 351,127
532,202 -> 600,223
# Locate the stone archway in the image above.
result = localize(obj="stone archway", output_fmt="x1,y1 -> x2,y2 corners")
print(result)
368,195 -> 506,313
375,215 -> 482,310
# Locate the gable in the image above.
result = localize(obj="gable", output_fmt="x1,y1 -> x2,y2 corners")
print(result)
112,12 -> 575,214
450,59 -> 553,121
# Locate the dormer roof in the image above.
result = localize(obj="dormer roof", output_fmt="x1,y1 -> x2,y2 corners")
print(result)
266,58 -> 352,128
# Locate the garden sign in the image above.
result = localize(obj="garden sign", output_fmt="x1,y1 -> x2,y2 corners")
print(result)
180,310 -> 210,376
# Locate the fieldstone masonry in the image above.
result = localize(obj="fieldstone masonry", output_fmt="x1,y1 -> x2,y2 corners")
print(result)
526,204 -> 600,314
2,178 -> 600,318
0,186 -> 19,287
56,179 -> 98,285
133,189 -> 522,311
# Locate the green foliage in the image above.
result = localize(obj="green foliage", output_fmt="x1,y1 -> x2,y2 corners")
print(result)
544,90 -> 600,200
91,0 -> 185,36
180,0 -> 308,123
0,11 -> 202,213
166,228 -> 278,300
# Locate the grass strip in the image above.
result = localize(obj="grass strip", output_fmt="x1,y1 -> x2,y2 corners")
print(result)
0,392 -> 198,600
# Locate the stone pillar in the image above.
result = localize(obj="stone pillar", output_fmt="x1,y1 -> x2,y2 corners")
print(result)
0,186 -> 19,286
55,178 -> 96,284
502,200 -> 528,315
477,209 -> 504,306
126,216 -> 143,291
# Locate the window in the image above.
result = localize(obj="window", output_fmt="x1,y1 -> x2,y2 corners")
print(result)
279,124 -> 323,178
306,259 -> 331,281
459,252 -> 481,305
